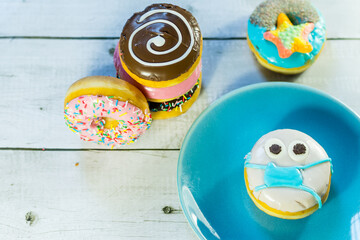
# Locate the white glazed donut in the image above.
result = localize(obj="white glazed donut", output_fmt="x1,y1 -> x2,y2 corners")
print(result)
244,129 -> 332,219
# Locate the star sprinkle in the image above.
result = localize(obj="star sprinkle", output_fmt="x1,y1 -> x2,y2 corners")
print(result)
263,13 -> 315,58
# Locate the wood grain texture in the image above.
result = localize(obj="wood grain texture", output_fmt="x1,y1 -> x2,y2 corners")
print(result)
1,0 -> 359,239
1,39 -> 360,149
0,0 -> 359,38
0,0 -> 359,239
0,150 -> 196,240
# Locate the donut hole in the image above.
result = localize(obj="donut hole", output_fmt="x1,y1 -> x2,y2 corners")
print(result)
103,117 -> 119,130
282,14 -> 298,26
90,117 -> 119,131
90,118 -> 105,130
274,13 -> 294,27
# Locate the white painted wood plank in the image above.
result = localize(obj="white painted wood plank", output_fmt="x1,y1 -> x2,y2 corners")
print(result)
0,39 -> 360,149
0,0 -> 359,38
0,150 -> 196,240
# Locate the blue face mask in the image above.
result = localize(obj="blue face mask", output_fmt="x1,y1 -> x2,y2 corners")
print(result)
244,153 -> 333,208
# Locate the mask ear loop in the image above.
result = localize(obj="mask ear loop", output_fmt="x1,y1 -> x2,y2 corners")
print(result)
244,152 -> 267,169
296,158 -> 333,208
298,158 -> 333,173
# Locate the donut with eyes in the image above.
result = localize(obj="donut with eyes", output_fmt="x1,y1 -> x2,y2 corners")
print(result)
244,129 -> 333,219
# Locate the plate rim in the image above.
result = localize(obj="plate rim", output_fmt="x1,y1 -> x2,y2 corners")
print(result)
177,82 -> 360,240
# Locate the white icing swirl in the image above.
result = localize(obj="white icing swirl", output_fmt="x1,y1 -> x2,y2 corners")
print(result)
128,9 -> 195,67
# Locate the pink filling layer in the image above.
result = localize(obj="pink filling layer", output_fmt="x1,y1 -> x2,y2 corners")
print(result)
64,95 -> 151,146
113,44 -> 202,100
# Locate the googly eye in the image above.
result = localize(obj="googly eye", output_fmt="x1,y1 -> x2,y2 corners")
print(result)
288,141 -> 309,162
264,138 -> 286,159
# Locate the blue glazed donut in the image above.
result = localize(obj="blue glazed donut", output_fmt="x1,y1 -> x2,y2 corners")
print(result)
247,0 -> 326,74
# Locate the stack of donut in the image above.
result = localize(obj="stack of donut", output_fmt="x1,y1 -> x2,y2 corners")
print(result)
114,3 -> 203,119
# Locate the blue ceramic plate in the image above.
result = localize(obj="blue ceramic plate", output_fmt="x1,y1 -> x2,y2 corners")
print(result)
178,82 -> 360,240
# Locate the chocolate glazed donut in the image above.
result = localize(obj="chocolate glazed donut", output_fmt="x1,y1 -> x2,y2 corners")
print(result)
120,3 -> 202,81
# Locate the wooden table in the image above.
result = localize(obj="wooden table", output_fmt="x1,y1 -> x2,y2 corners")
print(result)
1,0 -> 359,239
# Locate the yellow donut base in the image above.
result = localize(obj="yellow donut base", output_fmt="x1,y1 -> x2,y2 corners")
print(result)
64,76 -> 150,129
151,76 -> 201,120
244,169 -> 331,219
247,36 -> 325,75
119,39 -> 203,88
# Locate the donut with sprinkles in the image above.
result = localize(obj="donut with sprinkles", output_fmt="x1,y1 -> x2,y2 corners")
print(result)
64,76 -> 152,147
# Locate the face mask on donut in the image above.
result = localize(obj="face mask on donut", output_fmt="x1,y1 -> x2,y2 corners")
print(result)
244,153 -> 333,208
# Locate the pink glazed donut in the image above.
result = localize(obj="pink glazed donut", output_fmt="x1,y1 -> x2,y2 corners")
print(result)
114,43 -> 202,100
64,76 -> 152,147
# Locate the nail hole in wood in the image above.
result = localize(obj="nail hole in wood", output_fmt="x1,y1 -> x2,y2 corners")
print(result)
162,206 -> 174,214
25,211 -> 37,226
